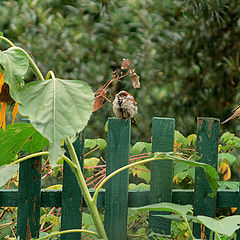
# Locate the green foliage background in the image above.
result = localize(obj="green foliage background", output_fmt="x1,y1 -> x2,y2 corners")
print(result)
1,0 -> 240,140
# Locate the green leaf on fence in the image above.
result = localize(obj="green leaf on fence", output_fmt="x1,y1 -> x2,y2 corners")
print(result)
132,164 -> 150,183
0,47 -> 29,102
0,123 -> 48,165
130,142 -> 151,155
84,157 -> 100,168
130,142 -> 146,155
85,139 -> 97,149
154,153 -> 219,197
197,215 -> 240,236
128,183 -> 150,190
84,138 -> 106,150
175,131 -> 188,148
96,138 -> 106,150
220,131 -> 235,143
0,164 -> 19,187
187,134 -> 196,146
155,214 -> 198,222
174,162 -> 190,174
218,153 -> 237,166
133,202 -> 193,219
218,181 -> 239,190
19,78 -> 94,167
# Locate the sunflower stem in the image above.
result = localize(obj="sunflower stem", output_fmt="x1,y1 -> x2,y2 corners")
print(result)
12,46 -> 45,82
0,36 -> 45,82
46,71 -> 56,80
0,36 -> 15,47
37,229 -> 98,240
65,137 -> 108,240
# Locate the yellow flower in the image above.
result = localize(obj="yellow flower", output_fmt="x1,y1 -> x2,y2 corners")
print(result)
0,72 -> 19,131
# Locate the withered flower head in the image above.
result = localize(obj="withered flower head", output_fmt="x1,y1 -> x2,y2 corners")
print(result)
0,72 -> 19,131
130,68 -> 140,88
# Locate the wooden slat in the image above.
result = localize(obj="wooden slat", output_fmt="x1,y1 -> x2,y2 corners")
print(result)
149,117 -> 175,235
61,133 -> 84,240
1,189 -> 239,208
193,117 -> 219,239
104,118 -> 131,240
17,157 -> 42,240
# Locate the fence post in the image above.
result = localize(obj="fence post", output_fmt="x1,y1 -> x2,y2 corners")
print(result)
104,118 -> 131,240
17,156 -> 42,240
149,117 -> 175,236
193,117 -> 219,238
61,132 -> 84,239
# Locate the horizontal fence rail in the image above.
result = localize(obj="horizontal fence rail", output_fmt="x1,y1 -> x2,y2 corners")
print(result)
1,189 -> 239,208
0,117 -> 239,240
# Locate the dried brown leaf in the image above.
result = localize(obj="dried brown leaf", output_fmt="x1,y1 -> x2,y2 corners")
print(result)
121,58 -> 130,70
93,95 -> 105,112
130,69 -> 140,88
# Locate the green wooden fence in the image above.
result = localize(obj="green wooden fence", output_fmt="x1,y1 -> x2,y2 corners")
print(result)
0,117 -> 239,239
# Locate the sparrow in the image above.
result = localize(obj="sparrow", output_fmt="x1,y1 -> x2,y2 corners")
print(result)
112,90 -> 138,121
221,105 -> 240,124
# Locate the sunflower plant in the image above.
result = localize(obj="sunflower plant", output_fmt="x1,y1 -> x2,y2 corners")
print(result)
0,33 -> 109,239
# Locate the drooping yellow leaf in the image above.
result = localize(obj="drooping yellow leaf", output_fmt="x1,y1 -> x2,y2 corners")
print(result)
0,72 -> 4,93
12,102 -> 18,125
173,174 -> 180,184
231,207 -> 237,214
0,101 -> 7,131
218,162 -> 231,181
174,141 -> 182,152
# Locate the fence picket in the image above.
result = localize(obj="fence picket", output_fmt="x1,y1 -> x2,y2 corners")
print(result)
193,117 -> 219,238
149,117 -> 175,235
17,157 -> 41,240
104,118 -> 131,240
61,132 -> 84,239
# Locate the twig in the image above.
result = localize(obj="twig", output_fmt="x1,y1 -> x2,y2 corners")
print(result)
84,146 -> 100,157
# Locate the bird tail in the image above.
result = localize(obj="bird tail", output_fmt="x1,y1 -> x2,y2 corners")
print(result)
131,117 -> 137,125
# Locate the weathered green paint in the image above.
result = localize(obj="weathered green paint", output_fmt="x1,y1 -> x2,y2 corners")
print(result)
194,117 -> 219,239
149,117 -> 175,235
0,189 -> 239,208
17,157 -> 41,240
61,132 -> 84,240
104,118 -> 130,240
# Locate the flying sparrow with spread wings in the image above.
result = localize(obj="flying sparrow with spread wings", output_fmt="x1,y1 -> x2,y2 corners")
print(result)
221,105 -> 240,124
112,90 -> 138,121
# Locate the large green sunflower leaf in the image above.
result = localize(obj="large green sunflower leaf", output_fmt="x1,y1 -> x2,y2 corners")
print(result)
19,78 -> 94,167
0,123 -> 48,166
0,47 -> 29,102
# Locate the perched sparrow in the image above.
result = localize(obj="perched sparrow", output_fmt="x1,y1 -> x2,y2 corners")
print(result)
112,90 -> 138,121
221,105 -> 240,124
